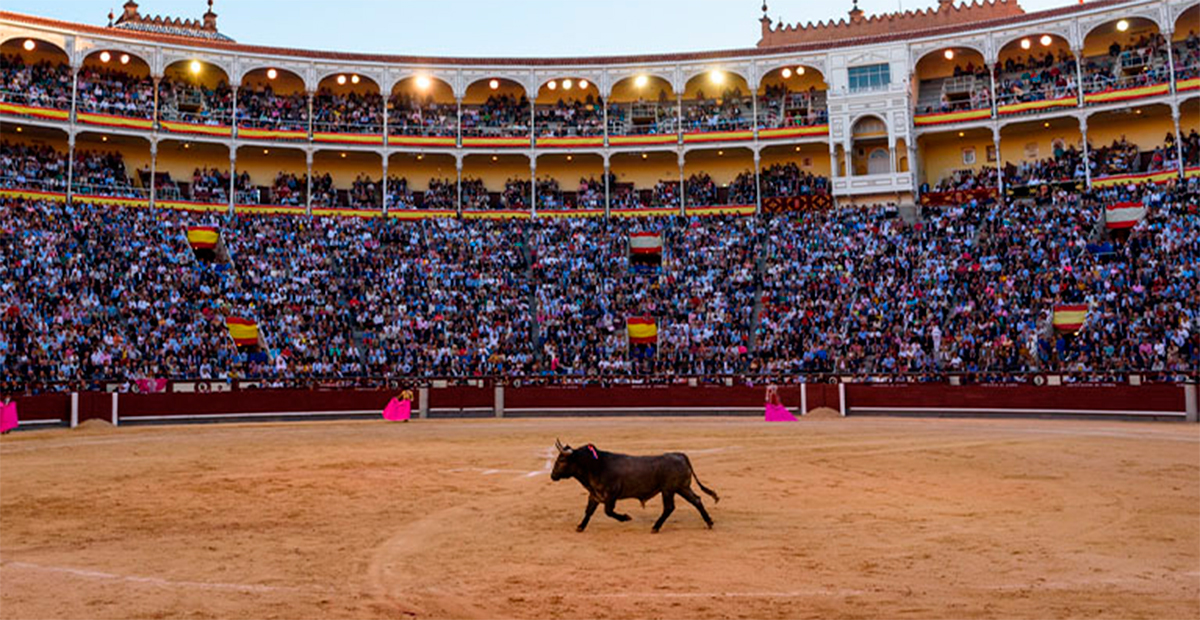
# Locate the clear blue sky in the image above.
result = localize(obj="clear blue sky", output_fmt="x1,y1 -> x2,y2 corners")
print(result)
7,0 -> 1079,57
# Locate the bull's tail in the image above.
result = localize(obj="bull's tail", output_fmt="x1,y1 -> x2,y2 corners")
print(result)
684,455 -> 720,504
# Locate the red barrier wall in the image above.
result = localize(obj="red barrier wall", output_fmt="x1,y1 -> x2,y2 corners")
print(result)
845,384 -> 1186,415
117,389 -> 395,419
505,384 -> 765,413
11,393 -> 70,424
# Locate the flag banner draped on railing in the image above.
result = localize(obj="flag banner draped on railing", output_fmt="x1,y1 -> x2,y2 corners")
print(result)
1053,304 -> 1089,333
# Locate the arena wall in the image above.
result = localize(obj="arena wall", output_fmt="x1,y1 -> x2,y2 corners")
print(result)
9,383 -> 1196,429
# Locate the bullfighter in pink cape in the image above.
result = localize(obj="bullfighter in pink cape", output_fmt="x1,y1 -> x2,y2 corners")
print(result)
1,397 -> 18,434
382,388 -> 413,422
764,385 -> 798,422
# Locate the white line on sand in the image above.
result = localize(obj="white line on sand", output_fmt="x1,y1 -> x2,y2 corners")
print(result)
1,561 -> 309,593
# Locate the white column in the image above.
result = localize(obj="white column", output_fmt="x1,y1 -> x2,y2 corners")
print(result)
1080,117 -> 1092,188
456,96 -> 463,148
993,126 -> 1004,195
1073,49 -> 1086,107
678,151 -> 686,215
229,148 -> 237,216
603,155 -> 611,217
69,63 -> 79,124
307,90 -> 315,140
838,381 -> 847,417
1172,105 -> 1185,178
988,63 -> 998,117
753,149 -> 762,214
530,157 -> 537,216
66,132 -> 76,200
149,140 -> 158,208
305,149 -> 313,214
1166,25 -> 1178,98
456,156 -> 463,214
382,155 -> 389,215
110,392 -> 119,426
70,392 -> 79,428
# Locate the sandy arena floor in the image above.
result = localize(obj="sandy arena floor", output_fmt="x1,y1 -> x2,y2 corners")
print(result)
1,416 -> 1197,620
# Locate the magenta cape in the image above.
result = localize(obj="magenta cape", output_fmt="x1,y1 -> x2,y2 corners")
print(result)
1,402 -> 18,433
382,398 -> 412,422
764,402 -> 798,422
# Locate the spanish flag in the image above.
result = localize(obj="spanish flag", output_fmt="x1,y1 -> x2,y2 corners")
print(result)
1052,304 -> 1088,333
225,317 -> 260,347
627,317 -> 658,344
186,226 -> 220,250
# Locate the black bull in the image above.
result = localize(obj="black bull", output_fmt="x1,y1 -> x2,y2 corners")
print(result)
550,440 -> 719,533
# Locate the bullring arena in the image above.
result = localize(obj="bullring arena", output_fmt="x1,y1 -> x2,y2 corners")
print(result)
2,0 -> 1200,617
2,415 -> 1198,619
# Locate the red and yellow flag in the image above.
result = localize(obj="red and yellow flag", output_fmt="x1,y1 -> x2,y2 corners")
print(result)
186,226 -> 220,249
627,317 -> 658,344
1052,305 -> 1088,333
225,317 -> 260,347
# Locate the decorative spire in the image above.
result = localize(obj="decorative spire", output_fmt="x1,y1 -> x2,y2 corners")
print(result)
107,8 -> 114,27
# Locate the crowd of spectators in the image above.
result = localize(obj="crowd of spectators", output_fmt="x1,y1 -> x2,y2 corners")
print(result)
312,89 -> 382,134
1175,30 -> 1200,80
1004,143 -> 1087,186
684,173 -> 718,206
917,62 -> 992,114
190,167 -> 250,203
271,172 -> 306,206
607,94 -> 677,136
995,51 -> 1079,108
423,178 -> 457,210
388,93 -> 456,136
681,88 -> 751,132
502,178 -> 530,210
758,84 -> 828,128
158,75 -> 233,125
927,167 -> 999,192
1,54 -> 72,109
309,172 -> 336,207
2,174 -> 1196,390
461,177 -> 489,209
349,174 -> 380,209
76,65 -> 155,118
0,141 -> 67,190
236,84 -> 308,132
535,97 -> 605,137
758,163 -> 829,197
461,94 -> 530,137
1083,33 -> 1171,92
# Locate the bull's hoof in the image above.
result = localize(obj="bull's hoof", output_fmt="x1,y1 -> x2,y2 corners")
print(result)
576,526 -> 587,533
617,514 -> 632,522
706,521 -> 714,529
651,527 -> 661,534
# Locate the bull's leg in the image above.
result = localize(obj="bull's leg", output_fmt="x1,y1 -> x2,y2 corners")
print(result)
604,498 -> 632,522
678,487 -> 714,529
652,492 -> 675,533
577,498 -> 599,532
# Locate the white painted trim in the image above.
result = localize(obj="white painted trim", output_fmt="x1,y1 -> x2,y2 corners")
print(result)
119,409 -> 379,422
111,392 -> 119,427
849,406 -> 1187,417
838,383 -> 846,416
69,392 -> 78,428
504,406 -> 763,413
16,418 -> 65,426
800,384 -> 808,415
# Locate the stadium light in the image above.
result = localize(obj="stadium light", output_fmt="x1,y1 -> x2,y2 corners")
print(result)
267,68 -> 278,80
781,68 -> 792,79
1117,19 -> 1129,32
710,70 -> 726,85
717,150 -> 724,156
100,51 -> 111,63
489,79 -> 500,90
341,152 -> 347,158
796,66 -> 805,76
1040,35 -> 1053,47
351,74 -> 360,84
190,60 -> 202,75
563,79 -> 573,90
337,74 -> 347,85
14,126 -> 21,132
492,155 -> 499,161
795,146 -> 801,152
263,148 -> 270,154
958,131 -> 965,138
416,154 -> 424,160
944,49 -> 955,60
1043,122 -> 1050,128
102,135 -> 108,142
1021,38 -> 1032,50
634,74 -> 649,88
415,75 -> 432,90
578,79 -> 589,89
23,39 -> 35,51
548,80 -> 557,91
641,153 -> 648,159
566,155 -> 573,161
120,53 -> 130,65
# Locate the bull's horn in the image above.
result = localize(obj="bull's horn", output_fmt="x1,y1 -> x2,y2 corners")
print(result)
555,438 -> 564,452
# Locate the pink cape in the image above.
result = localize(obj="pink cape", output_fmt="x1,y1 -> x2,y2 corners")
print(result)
1,402 -> 18,433
382,398 -> 411,422
764,402 -> 798,422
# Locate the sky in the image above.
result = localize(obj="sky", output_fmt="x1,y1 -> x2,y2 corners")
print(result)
5,0 -> 1082,58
